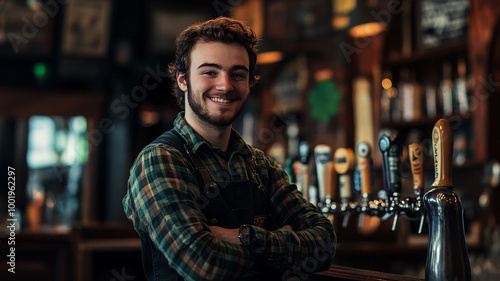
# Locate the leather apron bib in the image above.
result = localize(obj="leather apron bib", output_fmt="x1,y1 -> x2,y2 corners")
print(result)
139,130 -> 279,281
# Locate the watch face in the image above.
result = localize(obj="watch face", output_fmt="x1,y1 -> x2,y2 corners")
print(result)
239,225 -> 254,246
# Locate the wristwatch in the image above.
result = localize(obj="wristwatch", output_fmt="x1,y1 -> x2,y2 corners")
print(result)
239,224 -> 255,247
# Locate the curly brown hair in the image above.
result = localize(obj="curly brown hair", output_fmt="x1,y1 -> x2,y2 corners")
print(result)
168,17 -> 260,110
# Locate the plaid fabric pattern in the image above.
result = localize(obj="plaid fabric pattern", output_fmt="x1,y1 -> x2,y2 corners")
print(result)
123,113 -> 336,280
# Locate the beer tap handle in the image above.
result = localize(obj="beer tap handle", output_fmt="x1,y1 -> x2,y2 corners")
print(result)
298,141 -> 311,201
378,134 -> 402,196
379,135 -> 391,194
431,119 -> 453,188
356,142 -> 373,196
314,144 -> 332,204
334,148 -> 355,200
334,148 -> 355,228
409,143 -> 425,196
379,133 -> 402,231
356,142 -> 372,229
424,118 -> 471,280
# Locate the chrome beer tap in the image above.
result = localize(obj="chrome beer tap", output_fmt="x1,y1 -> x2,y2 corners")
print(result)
423,119 -> 471,280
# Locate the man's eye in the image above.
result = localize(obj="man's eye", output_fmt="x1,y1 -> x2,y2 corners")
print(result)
232,73 -> 247,79
204,71 -> 216,76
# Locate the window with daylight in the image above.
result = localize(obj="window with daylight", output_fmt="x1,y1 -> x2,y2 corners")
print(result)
25,115 -> 89,231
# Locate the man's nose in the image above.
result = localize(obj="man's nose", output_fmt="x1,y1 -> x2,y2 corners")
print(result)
215,73 -> 234,92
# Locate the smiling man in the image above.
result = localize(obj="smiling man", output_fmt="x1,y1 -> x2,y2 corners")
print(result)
123,17 -> 336,281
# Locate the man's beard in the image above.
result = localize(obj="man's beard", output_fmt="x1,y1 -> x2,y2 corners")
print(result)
187,81 -> 247,127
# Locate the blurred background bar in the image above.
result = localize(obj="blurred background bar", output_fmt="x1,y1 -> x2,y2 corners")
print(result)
0,0 -> 499,280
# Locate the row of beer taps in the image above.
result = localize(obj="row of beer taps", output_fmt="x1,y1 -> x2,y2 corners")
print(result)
300,130 -> 427,233
294,118 -> 471,280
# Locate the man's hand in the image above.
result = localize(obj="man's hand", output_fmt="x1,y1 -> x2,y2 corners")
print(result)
210,225 -> 294,245
210,226 -> 240,244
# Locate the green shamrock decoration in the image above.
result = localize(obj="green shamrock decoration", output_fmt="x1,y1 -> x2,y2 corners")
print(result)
307,79 -> 342,123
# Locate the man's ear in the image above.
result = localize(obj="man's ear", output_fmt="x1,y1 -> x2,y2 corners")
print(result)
176,72 -> 188,92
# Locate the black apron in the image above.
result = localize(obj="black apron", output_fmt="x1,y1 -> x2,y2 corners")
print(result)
139,130 -> 281,281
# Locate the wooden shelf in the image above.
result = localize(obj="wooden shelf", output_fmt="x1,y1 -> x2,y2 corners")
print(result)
380,112 -> 473,130
385,40 -> 468,66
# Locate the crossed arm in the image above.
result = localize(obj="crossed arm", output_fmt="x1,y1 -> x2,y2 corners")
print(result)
210,225 -> 293,244
124,145 -> 336,280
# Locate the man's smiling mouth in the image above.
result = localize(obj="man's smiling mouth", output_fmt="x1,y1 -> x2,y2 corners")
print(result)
209,97 -> 232,103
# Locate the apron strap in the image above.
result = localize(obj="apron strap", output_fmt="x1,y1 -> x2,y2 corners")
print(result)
183,144 -> 214,188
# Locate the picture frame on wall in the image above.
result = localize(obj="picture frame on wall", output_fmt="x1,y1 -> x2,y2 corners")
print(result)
416,0 -> 470,50
61,0 -> 112,57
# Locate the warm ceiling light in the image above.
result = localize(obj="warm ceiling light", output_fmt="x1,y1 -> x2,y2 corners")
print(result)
349,22 -> 385,38
257,51 -> 283,65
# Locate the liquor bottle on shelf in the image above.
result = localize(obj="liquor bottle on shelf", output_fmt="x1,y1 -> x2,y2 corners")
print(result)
440,62 -> 454,116
409,70 -> 422,121
390,69 -> 403,122
399,68 -> 416,122
454,57 -> 470,114
381,71 -> 395,123
453,131 -> 468,166
424,81 -> 437,118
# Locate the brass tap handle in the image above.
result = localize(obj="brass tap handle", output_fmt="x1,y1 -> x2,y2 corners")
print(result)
431,119 -> 453,188
334,148 -> 355,200
356,142 -> 372,195
409,143 -> 425,196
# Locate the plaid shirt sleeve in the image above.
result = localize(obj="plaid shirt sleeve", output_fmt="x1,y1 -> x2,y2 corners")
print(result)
250,149 -> 337,278
123,144 -> 259,280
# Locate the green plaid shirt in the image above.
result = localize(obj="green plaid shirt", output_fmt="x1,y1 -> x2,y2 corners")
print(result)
123,113 -> 336,280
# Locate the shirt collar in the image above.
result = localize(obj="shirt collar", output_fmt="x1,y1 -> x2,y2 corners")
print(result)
173,112 -> 254,159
